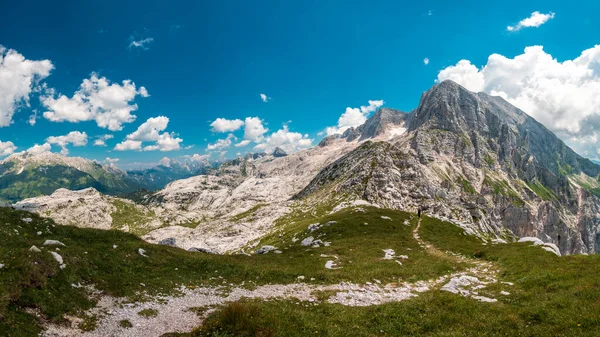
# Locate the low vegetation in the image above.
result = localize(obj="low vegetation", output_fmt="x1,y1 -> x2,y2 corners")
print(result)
3,205 -> 600,336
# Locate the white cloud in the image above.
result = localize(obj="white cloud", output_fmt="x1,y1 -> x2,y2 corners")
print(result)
129,37 -> 154,50
235,139 -> 251,147
423,58 -> 430,65
437,44 -> 600,159
325,100 -> 384,136
114,116 -> 182,152
46,131 -> 88,155
207,134 -> 235,151
187,153 -> 209,162
114,139 -> 142,151
26,143 -> 51,155
254,125 -> 312,153
105,157 -> 119,163
42,73 -> 149,131
436,60 -> 485,92
28,110 -> 38,126
507,11 -> 555,32
243,117 -> 268,141
93,134 -> 114,146
260,93 -> 272,102
210,118 -> 244,132
0,46 -> 54,127
0,140 -> 17,156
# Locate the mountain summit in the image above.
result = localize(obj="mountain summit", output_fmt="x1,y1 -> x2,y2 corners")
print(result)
302,80 -> 600,255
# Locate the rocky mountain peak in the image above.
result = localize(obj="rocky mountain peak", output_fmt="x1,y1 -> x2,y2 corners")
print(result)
408,79 -> 490,134
272,147 -> 288,157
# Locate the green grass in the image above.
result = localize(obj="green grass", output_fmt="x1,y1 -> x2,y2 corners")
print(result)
5,204 -> 600,336
483,176 -> 525,207
138,308 -> 159,318
230,204 -> 268,222
182,216 -> 600,336
0,206 -> 456,335
526,180 -> 557,201
109,199 -> 157,235
457,176 -> 477,194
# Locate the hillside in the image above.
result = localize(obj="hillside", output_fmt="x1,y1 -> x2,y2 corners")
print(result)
2,206 -> 600,336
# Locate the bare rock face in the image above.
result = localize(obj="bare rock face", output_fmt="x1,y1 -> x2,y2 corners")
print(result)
298,80 -> 600,255
13,187 -> 159,233
14,188 -> 117,230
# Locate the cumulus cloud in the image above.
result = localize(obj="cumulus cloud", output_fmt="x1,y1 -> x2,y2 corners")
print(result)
325,100 -> 384,136
206,133 -> 235,151
235,139 -> 251,147
243,117 -> 268,142
105,157 -> 119,163
210,118 -> 244,132
41,73 -> 149,131
114,116 -> 183,152
0,140 -> 17,156
26,143 -> 51,155
93,134 -> 114,146
129,37 -> 154,50
46,131 -> 88,155
507,11 -> 555,32
423,58 -> 430,65
437,44 -> 600,159
260,93 -> 272,102
254,125 -> 312,153
114,139 -> 142,151
0,46 -> 54,127
186,153 -> 209,162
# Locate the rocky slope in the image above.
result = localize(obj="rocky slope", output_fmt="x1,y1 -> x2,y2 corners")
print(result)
14,187 -> 161,234
13,80 -> 600,255
299,80 -> 600,255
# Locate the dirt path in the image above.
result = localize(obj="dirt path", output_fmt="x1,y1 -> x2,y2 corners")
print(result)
413,217 -> 504,302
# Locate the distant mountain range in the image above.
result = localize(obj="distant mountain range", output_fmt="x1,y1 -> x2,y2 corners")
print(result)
0,152 -> 210,203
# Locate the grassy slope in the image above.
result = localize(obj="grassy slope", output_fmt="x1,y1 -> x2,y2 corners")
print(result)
4,205 -> 600,336
187,216 -> 600,337
0,207 -> 454,336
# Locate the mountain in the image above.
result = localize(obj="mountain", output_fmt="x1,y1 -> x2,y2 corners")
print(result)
126,157 -> 210,191
0,152 -> 143,203
13,80 -> 600,256
300,80 -> 600,255
0,153 -> 213,203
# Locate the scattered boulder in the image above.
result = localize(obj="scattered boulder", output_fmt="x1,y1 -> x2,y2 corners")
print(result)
381,216 -> 392,221
326,221 -> 337,226
325,260 -> 342,269
158,238 -> 177,247
0,264 -> 4,269
518,237 -> 561,256
138,248 -> 148,257
256,245 -> 278,254
43,240 -> 65,247
50,252 -> 66,269
307,223 -> 322,232
382,249 -> 396,260
188,247 -> 214,254
22,218 -> 33,223
29,246 -> 41,253
301,237 -> 314,246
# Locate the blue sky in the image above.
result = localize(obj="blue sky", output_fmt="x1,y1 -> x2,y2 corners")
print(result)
1,0 -> 600,168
